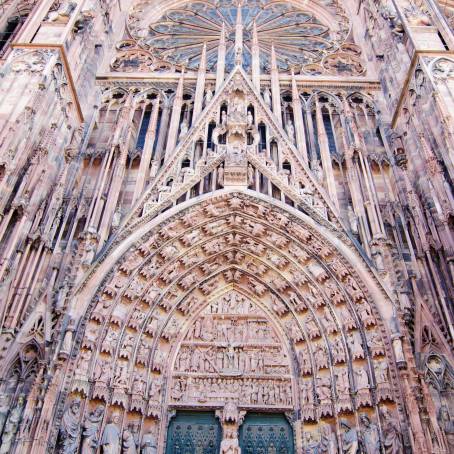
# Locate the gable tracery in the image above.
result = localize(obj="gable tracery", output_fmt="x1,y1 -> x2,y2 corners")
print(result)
52,191 -> 406,451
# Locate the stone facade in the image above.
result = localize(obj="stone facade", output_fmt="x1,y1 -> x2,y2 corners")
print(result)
0,0 -> 453,453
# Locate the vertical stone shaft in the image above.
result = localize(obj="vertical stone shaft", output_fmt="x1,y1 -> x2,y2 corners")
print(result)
291,71 -> 308,162
315,97 -> 339,210
165,71 -> 185,159
216,23 -> 226,91
193,43 -> 207,120
251,21 -> 260,91
270,44 -> 282,125
133,95 -> 161,204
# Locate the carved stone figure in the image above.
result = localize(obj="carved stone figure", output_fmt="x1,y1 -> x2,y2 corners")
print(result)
319,423 -> 338,454
81,405 -> 105,453
220,429 -> 241,454
0,394 -> 9,436
263,88 -> 272,107
438,405 -> 454,449
348,332 -> 364,359
179,119 -> 189,138
57,398 -> 81,454
141,431 -> 158,454
0,395 -> 25,454
340,420 -> 358,454
380,407 -> 403,454
304,432 -> 320,454
122,428 -> 137,454
360,414 -> 380,454
100,413 -> 121,454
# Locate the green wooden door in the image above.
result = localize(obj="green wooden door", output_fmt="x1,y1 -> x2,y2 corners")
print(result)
165,411 -> 221,454
239,413 -> 294,454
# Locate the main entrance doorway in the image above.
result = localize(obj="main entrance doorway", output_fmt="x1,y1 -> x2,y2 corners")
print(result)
239,413 -> 294,454
165,411 -> 222,454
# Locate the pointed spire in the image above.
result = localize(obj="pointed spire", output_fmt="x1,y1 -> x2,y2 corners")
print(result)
165,69 -> 185,158
251,20 -> 260,91
270,43 -> 282,125
216,22 -> 226,91
234,0 -> 243,66
291,68 -> 308,162
193,42 -> 207,120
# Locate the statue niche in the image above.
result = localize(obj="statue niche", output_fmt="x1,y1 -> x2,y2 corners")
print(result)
169,290 -> 294,410
212,85 -> 260,186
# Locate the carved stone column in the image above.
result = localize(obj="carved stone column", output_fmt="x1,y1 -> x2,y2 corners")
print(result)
216,23 -> 226,91
165,71 -> 185,159
133,95 -> 161,203
291,70 -> 307,162
193,44 -> 207,120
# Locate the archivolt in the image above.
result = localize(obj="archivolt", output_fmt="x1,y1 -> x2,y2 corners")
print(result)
58,190 -> 406,447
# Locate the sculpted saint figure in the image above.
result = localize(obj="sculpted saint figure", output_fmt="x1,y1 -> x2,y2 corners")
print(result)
81,405 -> 105,453
220,429 -> 241,454
319,423 -> 338,454
141,431 -> 158,454
101,413 -> 121,454
0,394 -> 9,436
360,414 -> 380,454
122,428 -> 137,454
340,420 -> 358,454
57,398 -> 81,454
438,405 -> 454,449
0,395 -> 25,454
380,407 -> 403,454
263,88 -> 272,107
303,432 -> 320,454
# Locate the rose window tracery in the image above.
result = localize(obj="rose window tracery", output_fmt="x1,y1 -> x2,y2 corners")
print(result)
127,0 -> 351,72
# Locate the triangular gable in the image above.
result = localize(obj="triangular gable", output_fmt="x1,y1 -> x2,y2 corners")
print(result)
121,66 -> 346,233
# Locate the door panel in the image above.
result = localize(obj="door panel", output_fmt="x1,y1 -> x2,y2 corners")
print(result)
239,413 -> 294,454
165,411 -> 221,454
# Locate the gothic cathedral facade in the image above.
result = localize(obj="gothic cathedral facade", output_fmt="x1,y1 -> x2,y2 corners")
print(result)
0,0 -> 453,453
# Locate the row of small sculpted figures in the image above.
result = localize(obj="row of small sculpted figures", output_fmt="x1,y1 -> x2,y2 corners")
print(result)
57,399 -> 157,453
303,409 -> 403,454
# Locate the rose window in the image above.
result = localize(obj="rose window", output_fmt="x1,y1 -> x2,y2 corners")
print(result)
127,0 -> 350,73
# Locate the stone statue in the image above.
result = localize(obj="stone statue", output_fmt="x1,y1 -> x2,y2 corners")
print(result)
204,87 -> 213,106
303,432 -> 320,454
247,164 -> 254,187
0,393 -> 9,436
263,88 -> 272,107
57,398 -> 81,454
285,121 -> 295,140
347,206 -> 358,234
220,429 -> 241,454
319,423 -> 337,454
100,413 -> 121,454
438,405 -> 454,449
141,431 -> 158,454
122,427 -> 137,454
0,394 -> 25,454
217,163 -> 225,187
81,404 -> 105,453
179,119 -> 189,138
247,111 -> 254,127
340,420 -> 358,454
380,407 -> 403,454
360,414 -> 380,454
355,367 -> 369,390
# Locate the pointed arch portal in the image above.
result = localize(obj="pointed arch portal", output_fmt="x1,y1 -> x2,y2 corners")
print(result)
59,189 -> 406,453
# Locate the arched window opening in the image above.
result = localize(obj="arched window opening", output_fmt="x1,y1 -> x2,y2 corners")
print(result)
258,122 -> 267,152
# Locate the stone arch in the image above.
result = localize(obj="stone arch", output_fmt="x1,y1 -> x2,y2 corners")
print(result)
52,190 -> 409,452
